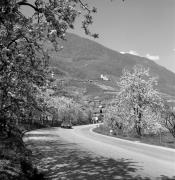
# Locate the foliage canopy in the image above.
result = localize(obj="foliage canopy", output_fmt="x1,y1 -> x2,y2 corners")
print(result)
0,0 -> 97,131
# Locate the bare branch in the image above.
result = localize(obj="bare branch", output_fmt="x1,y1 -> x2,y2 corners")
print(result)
78,0 -> 90,13
17,2 -> 43,13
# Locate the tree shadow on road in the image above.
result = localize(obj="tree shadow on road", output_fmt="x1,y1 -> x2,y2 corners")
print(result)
24,131 -> 175,180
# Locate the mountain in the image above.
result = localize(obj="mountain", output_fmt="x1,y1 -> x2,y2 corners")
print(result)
49,33 -> 175,98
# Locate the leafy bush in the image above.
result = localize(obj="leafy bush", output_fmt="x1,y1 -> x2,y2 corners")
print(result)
45,95 -> 91,125
104,102 -> 135,136
161,107 -> 175,138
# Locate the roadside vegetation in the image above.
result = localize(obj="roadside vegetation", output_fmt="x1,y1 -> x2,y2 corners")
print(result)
42,91 -> 92,126
94,124 -> 175,149
95,65 -> 175,148
0,0 -> 97,179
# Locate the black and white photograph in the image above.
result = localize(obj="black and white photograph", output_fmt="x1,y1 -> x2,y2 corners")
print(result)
0,0 -> 175,179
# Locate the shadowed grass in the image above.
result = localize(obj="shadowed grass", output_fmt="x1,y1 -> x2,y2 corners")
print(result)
0,134 -> 46,180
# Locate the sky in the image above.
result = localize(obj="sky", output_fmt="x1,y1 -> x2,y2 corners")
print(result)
70,0 -> 175,73
22,0 -> 175,73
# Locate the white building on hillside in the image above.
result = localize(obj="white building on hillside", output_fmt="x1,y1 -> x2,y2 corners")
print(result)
100,74 -> 109,81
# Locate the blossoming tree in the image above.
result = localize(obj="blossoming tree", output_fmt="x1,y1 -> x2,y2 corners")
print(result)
0,0 -> 98,132
105,65 -> 164,136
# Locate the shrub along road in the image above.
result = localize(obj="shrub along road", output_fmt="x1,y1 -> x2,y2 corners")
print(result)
24,124 -> 175,180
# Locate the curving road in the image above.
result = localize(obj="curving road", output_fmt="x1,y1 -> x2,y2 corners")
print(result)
24,124 -> 175,180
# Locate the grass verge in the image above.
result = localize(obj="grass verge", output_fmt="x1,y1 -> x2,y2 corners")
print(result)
93,124 -> 175,149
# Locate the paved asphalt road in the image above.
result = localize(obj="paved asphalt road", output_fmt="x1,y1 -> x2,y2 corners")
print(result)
24,124 -> 175,180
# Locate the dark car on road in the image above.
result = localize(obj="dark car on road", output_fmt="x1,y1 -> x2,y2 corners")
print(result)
61,120 -> 72,129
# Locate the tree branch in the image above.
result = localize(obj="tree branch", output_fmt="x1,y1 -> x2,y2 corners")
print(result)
78,0 -> 90,13
18,2 -> 43,13
7,33 -> 31,48
7,35 -> 21,48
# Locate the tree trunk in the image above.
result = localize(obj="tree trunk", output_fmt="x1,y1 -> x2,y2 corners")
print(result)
135,111 -> 142,136
159,129 -> 162,144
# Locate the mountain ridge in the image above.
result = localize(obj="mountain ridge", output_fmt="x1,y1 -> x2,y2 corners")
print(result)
50,33 -> 175,97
